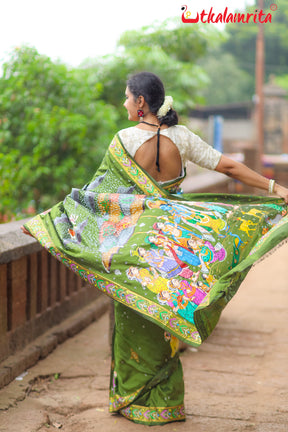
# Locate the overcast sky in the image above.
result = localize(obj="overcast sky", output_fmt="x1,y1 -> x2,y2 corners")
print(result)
1,0 -> 255,67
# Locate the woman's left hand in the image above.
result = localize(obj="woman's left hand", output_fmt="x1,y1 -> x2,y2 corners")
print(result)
21,226 -> 33,237
274,184 -> 288,204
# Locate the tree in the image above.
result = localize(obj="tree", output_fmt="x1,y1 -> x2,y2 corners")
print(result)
223,0 -> 288,82
196,0 -> 288,105
91,18 -> 223,115
275,74 -> 288,92
1,20 -> 222,220
0,46 -> 118,220
198,48 -> 254,105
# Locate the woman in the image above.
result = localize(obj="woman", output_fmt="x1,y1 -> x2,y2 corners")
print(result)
22,72 -> 288,425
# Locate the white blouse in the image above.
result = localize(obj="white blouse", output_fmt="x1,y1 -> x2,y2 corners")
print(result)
118,125 -> 222,171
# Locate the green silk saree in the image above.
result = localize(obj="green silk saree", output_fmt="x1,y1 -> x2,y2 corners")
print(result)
25,133 -> 288,425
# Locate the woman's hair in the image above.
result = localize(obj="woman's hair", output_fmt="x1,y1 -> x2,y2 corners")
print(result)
127,72 -> 178,127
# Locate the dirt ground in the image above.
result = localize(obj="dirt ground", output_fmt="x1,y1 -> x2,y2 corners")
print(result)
0,242 -> 287,432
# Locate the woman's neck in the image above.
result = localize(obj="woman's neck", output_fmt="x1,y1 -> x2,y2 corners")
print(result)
136,114 -> 169,131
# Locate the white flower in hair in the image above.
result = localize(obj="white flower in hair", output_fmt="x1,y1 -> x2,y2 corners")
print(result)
157,96 -> 173,118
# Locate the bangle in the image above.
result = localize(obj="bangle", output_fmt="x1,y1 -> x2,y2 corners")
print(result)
268,179 -> 275,194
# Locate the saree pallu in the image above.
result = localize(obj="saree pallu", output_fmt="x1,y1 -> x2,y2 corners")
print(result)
25,133 -> 288,425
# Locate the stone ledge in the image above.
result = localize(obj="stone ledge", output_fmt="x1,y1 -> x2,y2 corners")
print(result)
0,218 -> 42,264
0,295 -> 110,390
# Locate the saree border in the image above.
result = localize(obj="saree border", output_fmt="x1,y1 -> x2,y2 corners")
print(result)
109,135 -> 166,198
25,215 -> 202,346
109,387 -> 145,412
119,403 -> 186,425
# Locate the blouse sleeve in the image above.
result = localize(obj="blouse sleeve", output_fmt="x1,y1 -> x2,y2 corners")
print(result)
179,126 -> 222,170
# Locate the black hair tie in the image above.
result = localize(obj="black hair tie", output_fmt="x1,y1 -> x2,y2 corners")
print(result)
140,121 -> 161,172
156,127 -> 160,172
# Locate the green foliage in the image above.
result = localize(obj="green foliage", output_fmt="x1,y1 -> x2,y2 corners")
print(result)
0,21 -> 223,220
223,0 -> 288,80
93,19 -> 223,115
275,74 -> 288,92
118,18 -> 222,63
198,0 -> 288,104
0,46 -> 118,219
95,47 -> 208,115
198,49 -> 253,105
2,7 -> 288,221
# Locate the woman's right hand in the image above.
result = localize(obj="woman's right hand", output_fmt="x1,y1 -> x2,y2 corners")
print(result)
275,184 -> 288,204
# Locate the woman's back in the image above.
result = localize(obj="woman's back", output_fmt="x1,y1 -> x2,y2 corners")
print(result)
118,124 -> 222,185
134,132 -> 182,183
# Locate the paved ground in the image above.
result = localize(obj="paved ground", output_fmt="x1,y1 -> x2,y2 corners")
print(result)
0,241 -> 287,432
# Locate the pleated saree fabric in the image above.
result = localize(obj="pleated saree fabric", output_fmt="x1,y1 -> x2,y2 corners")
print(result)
25,133 -> 288,425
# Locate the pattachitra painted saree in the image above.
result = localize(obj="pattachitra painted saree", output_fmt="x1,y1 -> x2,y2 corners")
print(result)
25,133 -> 288,425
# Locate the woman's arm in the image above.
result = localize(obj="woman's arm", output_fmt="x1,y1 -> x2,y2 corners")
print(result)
215,155 -> 288,204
